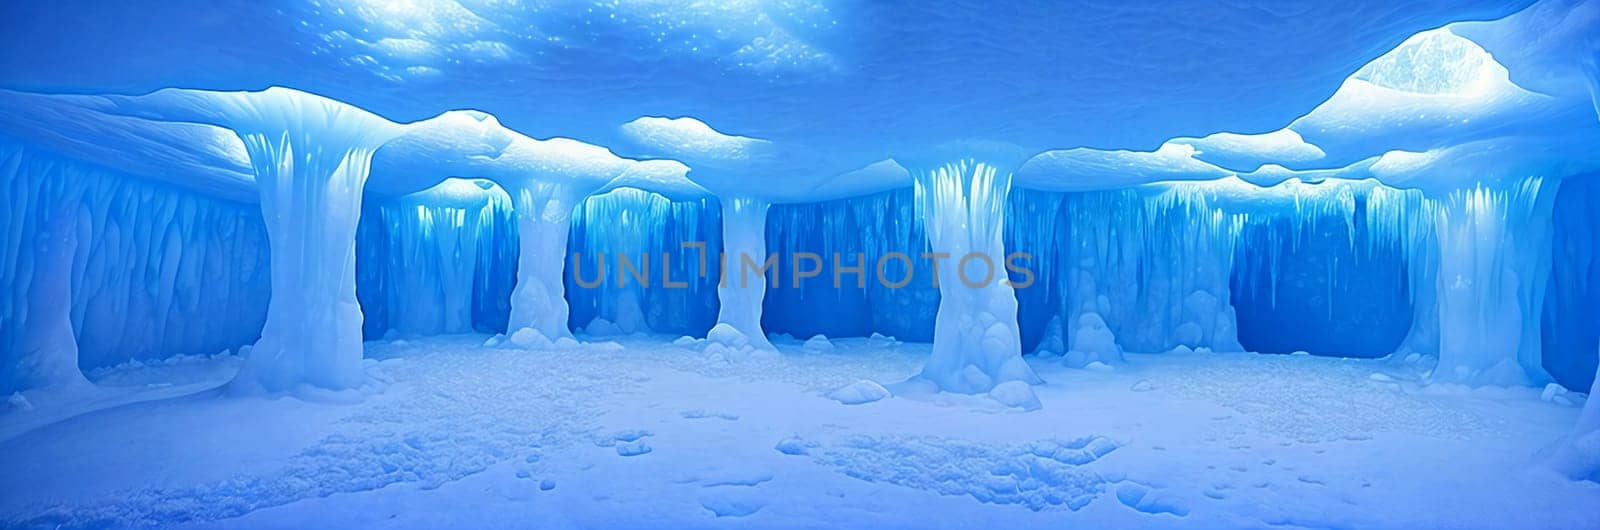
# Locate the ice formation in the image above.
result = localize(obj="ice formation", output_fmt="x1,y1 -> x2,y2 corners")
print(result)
3,149 -> 90,395
1,0 -> 1600,524
710,197 -> 775,353
362,178 -> 513,337
912,161 -> 1038,393
0,143 -> 270,396
203,89 -> 406,393
567,188 -> 719,336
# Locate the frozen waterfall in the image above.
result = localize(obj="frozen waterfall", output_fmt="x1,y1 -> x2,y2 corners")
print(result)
913,161 -> 1038,393
708,197 -> 774,353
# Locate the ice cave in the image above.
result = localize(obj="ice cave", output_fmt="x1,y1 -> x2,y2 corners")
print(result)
1,0 -> 1598,528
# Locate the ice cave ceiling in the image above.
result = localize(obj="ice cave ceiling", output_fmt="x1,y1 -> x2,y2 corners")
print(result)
3,0 -> 1597,200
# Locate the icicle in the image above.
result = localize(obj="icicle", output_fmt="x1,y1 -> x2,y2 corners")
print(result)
1431,177 -> 1559,386
372,178 -> 511,337
567,188 -> 717,336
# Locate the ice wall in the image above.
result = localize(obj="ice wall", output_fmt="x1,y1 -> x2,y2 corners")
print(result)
914,161 -> 1038,393
567,188 -> 720,337
1,142 -> 271,395
1551,340 -> 1600,482
1366,185 -> 1443,361
1004,178 -> 1492,366
1543,174 -> 1600,392
356,179 -> 515,338
764,188 -> 937,341
1230,188 -> 1415,357
2,145 -> 90,396
1006,186 -> 1245,365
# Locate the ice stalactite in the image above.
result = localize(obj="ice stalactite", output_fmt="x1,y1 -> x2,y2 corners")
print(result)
1366,185 -> 1442,362
914,161 -> 1038,393
1006,185 -> 1244,366
2,154 -> 90,396
505,181 -> 581,347
576,190 -> 654,336
567,188 -> 720,337
221,91 -> 404,394
1230,184 -> 1416,357
368,179 -> 512,337
1431,178 -> 1558,386
708,196 -> 775,354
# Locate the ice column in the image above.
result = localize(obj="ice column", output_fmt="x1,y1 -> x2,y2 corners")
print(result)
505,181 -> 579,344
3,159 -> 91,395
708,196 -> 773,352
226,95 -> 402,393
1432,179 -> 1557,386
915,162 -> 1038,393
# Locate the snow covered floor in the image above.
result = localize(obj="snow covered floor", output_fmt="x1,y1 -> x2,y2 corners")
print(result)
1,336 -> 1596,529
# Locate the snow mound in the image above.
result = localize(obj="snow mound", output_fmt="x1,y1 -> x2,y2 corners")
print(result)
620,116 -> 772,165
1115,482 -> 1191,517
775,436 -> 817,456
827,380 -> 891,405
988,381 -> 1042,411
507,328 -> 578,350
7,392 -> 33,412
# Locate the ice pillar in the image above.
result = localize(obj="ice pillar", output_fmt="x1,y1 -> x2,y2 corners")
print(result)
915,161 -> 1038,393
708,196 -> 773,352
227,100 -> 401,394
5,167 -> 91,395
1431,179 -> 1557,386
506,181 -> 578,343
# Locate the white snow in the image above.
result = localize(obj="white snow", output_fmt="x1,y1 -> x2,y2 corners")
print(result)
1014,143 -> 1232,192
5,335 -> 1592,529
619,116 -> 773,165
802,335 -> 834,352
827,380 -> 891,405
988,380 -> 1042,411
